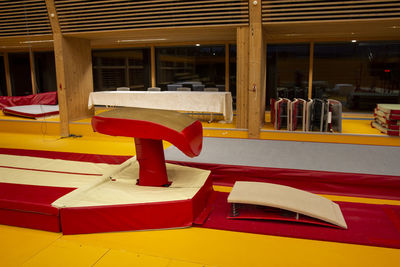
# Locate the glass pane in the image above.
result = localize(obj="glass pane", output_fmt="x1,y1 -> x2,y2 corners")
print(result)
101,68 -> 125,89
92,49 -> 151,91
314,42 -> 400,111
0,56 -> 6,96
34,52 -> 57,93
156,45 -> 225,91
229,44 -> 237,109
266,44 -> 309,107
8,53 -> 32,96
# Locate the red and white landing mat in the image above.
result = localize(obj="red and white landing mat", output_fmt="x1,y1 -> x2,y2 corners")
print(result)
2,105 -> 59,119
0,149 -> 213,234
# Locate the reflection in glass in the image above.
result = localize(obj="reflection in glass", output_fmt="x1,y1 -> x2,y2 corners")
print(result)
8,53 -> 32,96
156,45 -> 225,91
229,44 -> 237,109
0,56 -> 6,96
266,44 -> 309,107
34,52 -> 57,93
92,49 -> 151,91
314,42 -> 400,111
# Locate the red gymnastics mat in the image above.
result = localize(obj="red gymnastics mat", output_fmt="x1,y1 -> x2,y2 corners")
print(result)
2,105 -> 59,119
0,148 -> 127,232
0,149 -> 128,232
0,92 -> 57,109
0,148 -> 213,234
2,148 -> 400,249
0,182 -> 74,232
198,191 -> 400,249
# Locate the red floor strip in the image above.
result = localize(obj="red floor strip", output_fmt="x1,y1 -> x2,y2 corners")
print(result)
0,165 -> 102,176
0,148 -> 130,164
168,161 -> 400,201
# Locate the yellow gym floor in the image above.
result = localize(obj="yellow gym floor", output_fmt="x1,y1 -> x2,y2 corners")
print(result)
0,110 -> 400,266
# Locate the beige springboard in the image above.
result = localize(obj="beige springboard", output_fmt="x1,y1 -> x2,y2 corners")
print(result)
227,181 -> 348,229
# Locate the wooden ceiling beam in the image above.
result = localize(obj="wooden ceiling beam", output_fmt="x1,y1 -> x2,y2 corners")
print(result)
45,0 -> 61,34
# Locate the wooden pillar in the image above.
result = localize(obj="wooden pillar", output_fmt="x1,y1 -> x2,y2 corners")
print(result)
308,42 -> 314,99
247,0 -> 266,138
236,27 -> 249,129
151,45 -> 156,87
47,0 -> 94,137
29,50 -> 37,94
3,53 -> 12,96
53,34 -> 94,137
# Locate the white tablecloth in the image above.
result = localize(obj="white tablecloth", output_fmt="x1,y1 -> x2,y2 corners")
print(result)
88,91 -> 233,122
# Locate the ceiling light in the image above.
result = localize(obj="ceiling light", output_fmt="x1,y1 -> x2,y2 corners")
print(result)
117,38 -> 167,43
351,40 -> 357,43
284,33 -> 303,37
20,40 -> 54,44
195,44 -> 200,47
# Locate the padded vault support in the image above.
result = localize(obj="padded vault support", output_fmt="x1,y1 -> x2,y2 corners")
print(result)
92,107 -> 203,186
134,138 -> 168,186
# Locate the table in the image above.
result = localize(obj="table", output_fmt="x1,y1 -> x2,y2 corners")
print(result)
88,91 -> 233,122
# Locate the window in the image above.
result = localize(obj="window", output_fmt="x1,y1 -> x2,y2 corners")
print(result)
266,44 -> 309,107
314,42 -> 400,111
0,56 -> 6,96
156,45 -> 225,90
34,52 -> 57,93
8,53 -> 32,96
229,44 -> 237,108
92,49 -> 151,91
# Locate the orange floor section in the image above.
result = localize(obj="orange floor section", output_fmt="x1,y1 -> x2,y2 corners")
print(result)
0,110 -> 400,266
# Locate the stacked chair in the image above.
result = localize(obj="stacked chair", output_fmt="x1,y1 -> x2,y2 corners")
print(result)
372,104 -> 400,136
271,98 -> 342,133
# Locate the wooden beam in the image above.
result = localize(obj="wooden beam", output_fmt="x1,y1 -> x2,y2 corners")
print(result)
247,0 -> 265,138
236,26 -> 249,129
47,0 -> 94,136
308,41 -> 314,99
151,45 -> 156,87
53,33 -> 69,136
53,34 -> 94,137
29,49 -> 37,94
3,53 -> 12,96
45,0 -> 61,34
225,43 -> 229,92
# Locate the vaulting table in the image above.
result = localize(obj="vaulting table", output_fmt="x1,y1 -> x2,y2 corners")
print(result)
88,90 -> 233,122
91,107 -> 203,186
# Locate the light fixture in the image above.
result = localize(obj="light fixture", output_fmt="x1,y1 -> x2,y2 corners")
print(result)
195,44 -> 200,47
20,40 -> 54,44
253,1 -> 258,5
117,38 -> 167,43
285,33 -> 303,37
1,45 -> 31,48
351,40 -> 357,43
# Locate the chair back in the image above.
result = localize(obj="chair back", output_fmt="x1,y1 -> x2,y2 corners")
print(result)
204,87 -> 218,92
117,87 -> 130,91
177,87 -> 191,91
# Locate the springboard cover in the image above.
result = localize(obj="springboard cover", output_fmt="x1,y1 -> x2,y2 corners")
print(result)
227,181 -> 347,229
